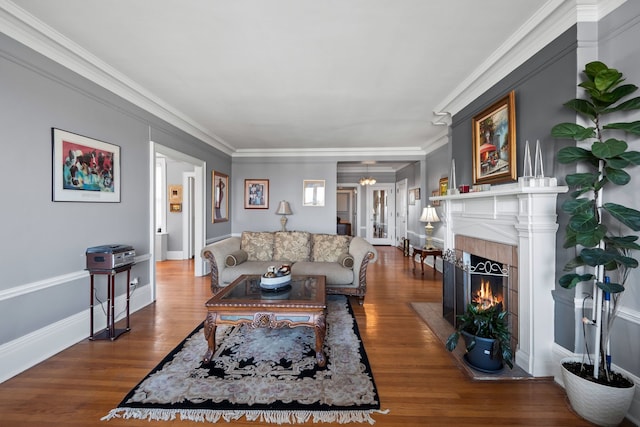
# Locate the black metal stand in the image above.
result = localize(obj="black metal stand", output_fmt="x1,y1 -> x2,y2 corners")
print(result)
89,264 -> 132,341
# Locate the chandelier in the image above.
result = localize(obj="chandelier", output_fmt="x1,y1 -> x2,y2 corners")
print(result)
359,164 -> 376,186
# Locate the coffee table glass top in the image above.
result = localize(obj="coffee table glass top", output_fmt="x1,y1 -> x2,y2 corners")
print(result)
209,275 -> 325,306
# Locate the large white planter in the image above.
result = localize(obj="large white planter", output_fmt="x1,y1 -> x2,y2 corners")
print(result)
561,358 -> 636,427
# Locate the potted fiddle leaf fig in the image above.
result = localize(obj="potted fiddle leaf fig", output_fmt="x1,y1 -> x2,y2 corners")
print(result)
552,61 -> 640,427
445,302 -> 513,372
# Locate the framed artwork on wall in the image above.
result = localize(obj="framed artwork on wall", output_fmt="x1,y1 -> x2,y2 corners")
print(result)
472,90 -> 517,185
303,179 -> 325,207
431,190 -> 440,206
244,179 -> 269,209
170,203 -> 182,213
212,171 -> 228,222
168,185 -> 182,203
51,128 -> 120,202
439,177 -> 449,196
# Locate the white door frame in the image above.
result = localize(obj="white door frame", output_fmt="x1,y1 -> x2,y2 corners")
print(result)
182,172 -> 195,259
366,183 -> 395,245
150,142 -> 206,300
395,178 -> 408,247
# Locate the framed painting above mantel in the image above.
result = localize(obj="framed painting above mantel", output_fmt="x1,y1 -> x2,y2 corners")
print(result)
471,91 -> 517,185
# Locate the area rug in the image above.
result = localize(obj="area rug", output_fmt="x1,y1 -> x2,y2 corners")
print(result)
103,296 -> 387,424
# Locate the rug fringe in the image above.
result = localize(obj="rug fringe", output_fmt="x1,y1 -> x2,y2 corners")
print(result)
101,408 -> 390,424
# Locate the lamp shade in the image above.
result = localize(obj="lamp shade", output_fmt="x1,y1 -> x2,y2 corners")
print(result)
420,206 -> 440,223
276,200 -> 293,215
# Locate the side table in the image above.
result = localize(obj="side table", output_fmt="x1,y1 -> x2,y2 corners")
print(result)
88,264 -> 132,340
412,247 -> 442,277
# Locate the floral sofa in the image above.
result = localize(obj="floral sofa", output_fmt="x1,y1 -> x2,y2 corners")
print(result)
201,231 -> 377,304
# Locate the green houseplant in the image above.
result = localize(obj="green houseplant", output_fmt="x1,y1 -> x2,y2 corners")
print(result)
552,61 -> 640,426
445,302 -> 513,371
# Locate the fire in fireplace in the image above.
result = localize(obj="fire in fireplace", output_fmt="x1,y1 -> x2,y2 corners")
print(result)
442,251 -> 510,328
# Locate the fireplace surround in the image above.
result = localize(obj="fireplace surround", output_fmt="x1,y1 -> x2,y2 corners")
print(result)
432,182 -> 567,377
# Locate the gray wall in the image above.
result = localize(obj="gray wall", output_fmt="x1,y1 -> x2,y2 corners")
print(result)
594,0 -> 640,377
0,33 -> 230,355
232,158 -> 338,234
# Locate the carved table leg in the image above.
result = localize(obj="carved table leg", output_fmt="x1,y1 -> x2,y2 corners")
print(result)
314,312 -> 327,368
202,312 -> 217,363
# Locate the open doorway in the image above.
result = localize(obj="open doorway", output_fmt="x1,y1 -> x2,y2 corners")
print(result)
337,186 -> 358,236
150,142 -> 206,301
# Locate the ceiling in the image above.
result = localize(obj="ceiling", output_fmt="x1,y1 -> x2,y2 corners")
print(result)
3,1 -> 596,161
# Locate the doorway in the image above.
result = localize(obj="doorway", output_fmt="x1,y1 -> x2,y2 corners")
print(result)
150,142 -> 206,301
366,184 -> 395,245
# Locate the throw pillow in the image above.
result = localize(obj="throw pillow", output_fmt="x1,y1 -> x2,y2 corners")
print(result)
225,250 -> 248,267
273,231 -> 311,262
338,253 -> 354,269
241,232 -> 275,261
312,234 -> 352,262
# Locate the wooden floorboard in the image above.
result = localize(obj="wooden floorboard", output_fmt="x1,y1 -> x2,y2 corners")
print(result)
0,246 -> 622,426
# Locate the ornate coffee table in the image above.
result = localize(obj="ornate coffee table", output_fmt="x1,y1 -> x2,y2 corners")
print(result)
203,274 -> 327,367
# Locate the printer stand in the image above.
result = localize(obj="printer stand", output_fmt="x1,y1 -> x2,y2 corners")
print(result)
89,264 -> 132,341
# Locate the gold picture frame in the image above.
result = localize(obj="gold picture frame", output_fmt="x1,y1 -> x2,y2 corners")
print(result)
472,90 -> 517,184
212,171 -> 228,223
439,177 -> 449,196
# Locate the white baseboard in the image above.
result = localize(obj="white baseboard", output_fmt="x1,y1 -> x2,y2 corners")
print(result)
166,250 -> 184,260
0,284 -> 153,384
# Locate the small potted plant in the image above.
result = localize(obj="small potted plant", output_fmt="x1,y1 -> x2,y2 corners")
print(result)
445,302 -> 513,372
552,61 -> 640,426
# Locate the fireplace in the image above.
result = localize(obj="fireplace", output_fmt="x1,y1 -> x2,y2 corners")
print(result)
434,182 -> 566,377
443,243 -> 517,354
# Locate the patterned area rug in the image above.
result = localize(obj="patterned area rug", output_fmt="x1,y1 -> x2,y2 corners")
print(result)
103,296 -> 387,424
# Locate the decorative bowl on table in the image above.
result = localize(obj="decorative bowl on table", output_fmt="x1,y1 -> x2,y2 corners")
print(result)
260,265 -> 292,291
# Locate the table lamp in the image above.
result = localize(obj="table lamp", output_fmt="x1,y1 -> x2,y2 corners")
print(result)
419,206 -> 440,249
276,200 -> 293,231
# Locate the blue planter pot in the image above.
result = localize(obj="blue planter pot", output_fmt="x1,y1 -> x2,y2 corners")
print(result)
461,331 -> 503,373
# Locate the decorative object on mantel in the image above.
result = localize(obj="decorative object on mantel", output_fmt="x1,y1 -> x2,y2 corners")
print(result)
552,61 -> 640,426
439,177 -> 449,196
275,200 -> 293,231
519,139 -> 557,188
419,206 -> 440,249
448,159 -> 459,195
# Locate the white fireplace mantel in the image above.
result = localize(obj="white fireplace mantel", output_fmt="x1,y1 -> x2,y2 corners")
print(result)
431,182 -> 568,377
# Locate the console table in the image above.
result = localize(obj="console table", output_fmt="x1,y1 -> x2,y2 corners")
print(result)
412,247 -> 442,277
88,264 -> 132,340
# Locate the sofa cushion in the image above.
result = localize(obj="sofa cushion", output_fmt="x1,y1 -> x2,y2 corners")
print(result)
291,261 -> 354,286
241,232 -> 275,261
225,249 -> 248,267
312,234 -> 352,262
273,231 -> 311,262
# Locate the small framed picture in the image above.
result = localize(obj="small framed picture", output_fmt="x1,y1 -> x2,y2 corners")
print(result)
431,190 -> 440,206
303,179 -> 325,207
244,179 -> 269,209
439,177 -> 449,196
170,203 -> 182,213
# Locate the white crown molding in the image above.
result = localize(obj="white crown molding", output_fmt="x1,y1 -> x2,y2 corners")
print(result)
232,146 -> 427,158
0,0 -> 234,155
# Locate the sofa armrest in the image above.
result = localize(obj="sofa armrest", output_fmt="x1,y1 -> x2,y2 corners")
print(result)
348,237 -> 377,298
200,236 -> 241,293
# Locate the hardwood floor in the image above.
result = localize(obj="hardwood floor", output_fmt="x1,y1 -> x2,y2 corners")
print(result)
0,246 -> 616,426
